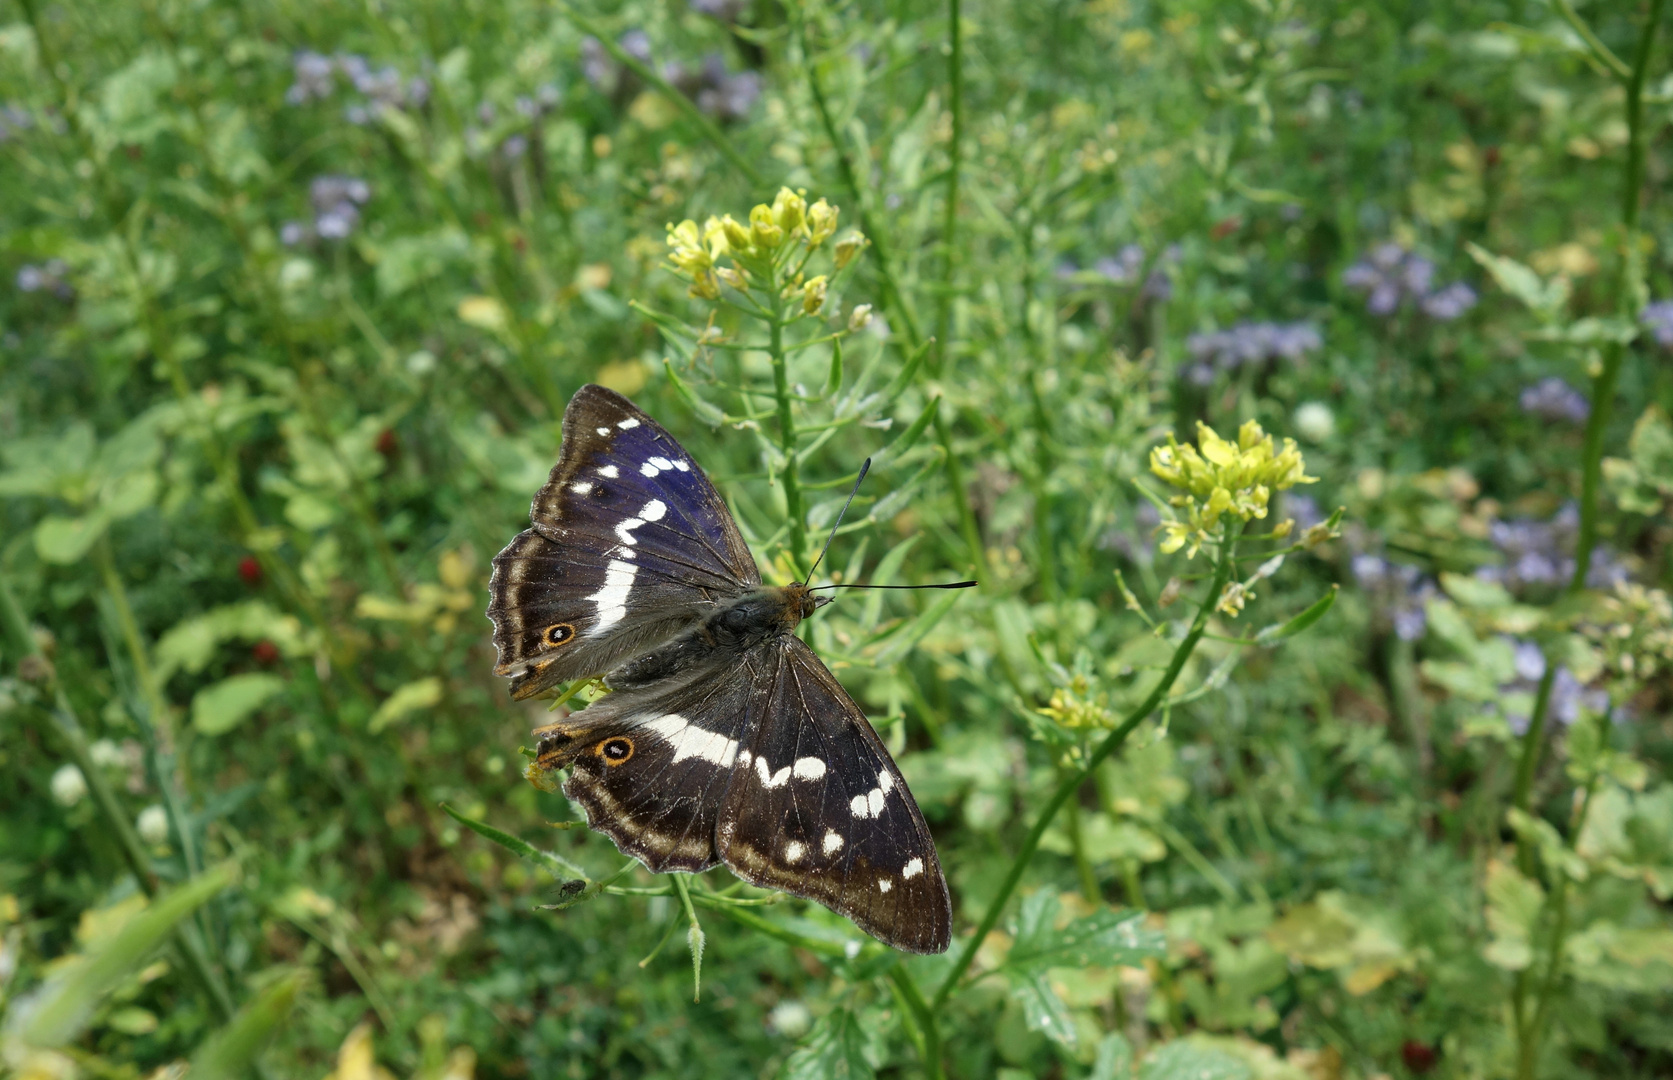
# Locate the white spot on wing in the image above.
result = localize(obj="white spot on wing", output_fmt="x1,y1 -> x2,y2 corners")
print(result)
785,841 -> 805,863
902,857 -> 924,880
649,456 -> 673,471
587,558 -> 637,632
849,794 -> 869,817
868,788 -> 886,817
878,772 -> 895,794
823,830 -> 844,855
640,461 -> 662,477
598,465 -> 619,479
878,878 -> 892,893
643,713 -> 739,767
850,778 -> 889,818
615,517 -> 648,545
673,459 -> 690,472
757,757 -> 792,789
570,481 -> 593,495
640,499 -> 667,522
596,427 -> 611,436
792,757 -> 827,781
617,418 -> 640,430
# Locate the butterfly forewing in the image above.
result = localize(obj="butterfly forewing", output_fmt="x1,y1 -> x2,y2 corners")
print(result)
716,638 -> 952,955
487,385 -> 759,697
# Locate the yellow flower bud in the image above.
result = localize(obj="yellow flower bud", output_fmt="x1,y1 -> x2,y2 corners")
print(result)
1216,581 -> 1249,617
666,219 -> 713,273
801,275 -> 829,315
833,230 -> 869,269
688,271 -> 721,300
772,187 -> 807,234
715,267 -> 747,291
701,216 -> 729,259
848,303 -> 873,331
749,204 -> 784,249
721,214 -> 752,252
807,199 -> 839,246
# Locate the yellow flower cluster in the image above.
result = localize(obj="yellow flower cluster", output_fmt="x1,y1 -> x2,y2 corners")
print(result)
665,187 -> 862,303
1036,675 -> 1115,730
1150,420 -> 1316,557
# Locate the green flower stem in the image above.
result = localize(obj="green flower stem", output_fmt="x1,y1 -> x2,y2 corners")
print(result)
796,7 -> 985,575
932,520 -> 1242,1009
767,295 -> 809,572
1062,778 -> 1102,903
933,0 -> 963,379
0,574 -> 243,1031
93,535 -> 206,891
551,1 -> 768,189
889,965 -> 943,1080
1507,3 -> 1663,1069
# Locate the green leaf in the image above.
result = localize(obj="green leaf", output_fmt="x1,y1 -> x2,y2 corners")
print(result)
868,395 -> 939,472
1011,972 -> 1078,1049
103,470 -> 159,520
367,676 -> 444,733
1006,891 -> 1164,973
34,512 -> 110,564
1137,1041 -> 1253,1080
784,1007 -> 874,1080
189,969 -> 308,1080
1483,859 -> 1544,970
1525,315 -> 1639,345
1465,242 -> 1570,321
824,336 -> 844,396
662,359 -> 727,427
1438,571 -> 1513,610
1091,1032 -> 1135,1080
1254,584 -> 1337,645
437,803 -> 590,881
373,227 -> 471,298
191,673 -> 285,736
12,863 -> 236,1048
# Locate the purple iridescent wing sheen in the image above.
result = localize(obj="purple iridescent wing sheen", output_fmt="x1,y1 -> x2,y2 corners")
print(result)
486,385 -> 759,698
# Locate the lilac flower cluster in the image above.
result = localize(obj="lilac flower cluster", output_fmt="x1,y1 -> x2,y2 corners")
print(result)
1351,553 -> 1435,641
1342,243 -> 1478,321
688,0 -> 751,23
15,259 -> 74,300
1057,244 -> 1175,302
581,33 -> 761,122
468,87 -> 562,162
1518,377 -> 1589,424
281,176 -> 371,246
1641,300 -> 1673,348
286,51 -> 429,124
1496,640 -> 1609,735
1182,321 -> 1321,386
0,102 -> 32,143
1477,503 -> 1627,595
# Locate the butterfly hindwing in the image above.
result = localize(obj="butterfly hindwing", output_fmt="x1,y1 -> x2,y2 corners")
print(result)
716,638 -> 952,955
487,386 -> 759,697
531,664 -> 760,873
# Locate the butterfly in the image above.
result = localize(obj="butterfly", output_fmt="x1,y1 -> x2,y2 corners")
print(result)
486,384 -> 956,954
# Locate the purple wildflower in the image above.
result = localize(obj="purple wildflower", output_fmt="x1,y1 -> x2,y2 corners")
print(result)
1641,300 -> 1673,348
1420,282 -> 1478,321
1344,241 -> 1475,320
1093,244 -> 1146,286
1478,504 -> 1629,595
1351,553 -> 1435,641
1498,639 -> 1610,734
1184,321 -> 1321,377
286,50 -> 335,105
1519,377 -> 1589,423
15,259 -> 74,300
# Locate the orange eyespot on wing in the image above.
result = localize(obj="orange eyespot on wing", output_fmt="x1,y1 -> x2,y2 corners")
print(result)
544,623 -> 577,647
597,737 -> 634,766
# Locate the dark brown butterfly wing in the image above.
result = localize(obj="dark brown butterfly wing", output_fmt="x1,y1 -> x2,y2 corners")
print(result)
486,385 -> 759,699
716,637 -> 951,955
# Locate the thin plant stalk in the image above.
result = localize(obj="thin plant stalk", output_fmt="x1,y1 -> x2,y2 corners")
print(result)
934,0 -> 963,379
1505,2 -> 1664,1072
932,519 -> 1243,1009
767,289 -> 809,571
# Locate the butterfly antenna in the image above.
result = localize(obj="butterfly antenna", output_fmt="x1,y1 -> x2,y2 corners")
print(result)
803,458 -> 870,585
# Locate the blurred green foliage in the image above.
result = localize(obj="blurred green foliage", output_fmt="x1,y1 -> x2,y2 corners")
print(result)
2,0 -> 1672,1078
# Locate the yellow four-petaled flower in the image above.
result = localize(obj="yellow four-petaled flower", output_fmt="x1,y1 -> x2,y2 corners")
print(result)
1150,420 -> 1316,558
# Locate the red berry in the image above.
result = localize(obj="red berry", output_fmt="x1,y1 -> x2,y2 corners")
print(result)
1401,1040 -> 1437,1073
376,428 -> 398,456
252,640 -> 280,664
238,556 -> 263,586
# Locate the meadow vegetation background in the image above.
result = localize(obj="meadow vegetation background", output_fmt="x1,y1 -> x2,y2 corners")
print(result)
2,0 -> 1672,1077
